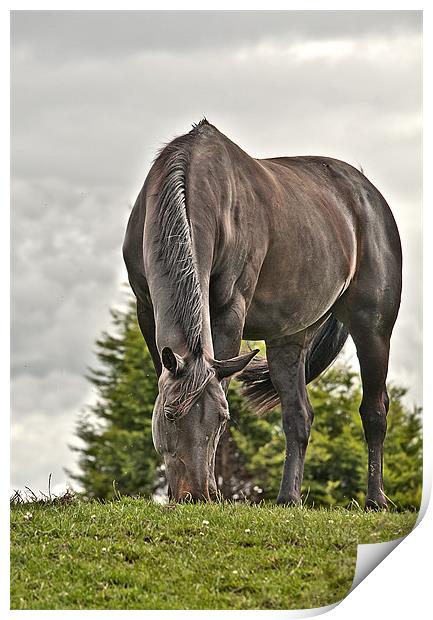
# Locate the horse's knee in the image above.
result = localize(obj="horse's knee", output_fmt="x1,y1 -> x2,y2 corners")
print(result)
383,389 -> 390,413
282,403 -> 313,449
359,398 -> 387,443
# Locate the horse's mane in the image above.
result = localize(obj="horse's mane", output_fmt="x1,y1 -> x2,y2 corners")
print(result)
152,119 -> 209,358
151,119 -> 214,417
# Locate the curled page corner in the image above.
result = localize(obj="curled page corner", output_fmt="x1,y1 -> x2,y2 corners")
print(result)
351,535 -> 405,592
350,483 -> 430,595
270,601 -> 340,618
293,601 -> 340,618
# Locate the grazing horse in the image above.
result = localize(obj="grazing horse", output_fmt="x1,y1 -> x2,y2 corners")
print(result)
123,119 -> 402,508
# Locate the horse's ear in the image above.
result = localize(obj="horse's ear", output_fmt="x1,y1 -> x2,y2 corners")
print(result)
213,349 -> 260,381
161,347 -> 184,376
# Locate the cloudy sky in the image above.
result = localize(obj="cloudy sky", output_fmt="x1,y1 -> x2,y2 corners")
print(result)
11,11 -> 422,494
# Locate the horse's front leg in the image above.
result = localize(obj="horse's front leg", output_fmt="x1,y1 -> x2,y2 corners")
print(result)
211,300 -> 246,389
266,335 -> 314,506
210,300 -> 246,498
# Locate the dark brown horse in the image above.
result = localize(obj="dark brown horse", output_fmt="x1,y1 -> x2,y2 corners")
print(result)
123,119 -> 402,508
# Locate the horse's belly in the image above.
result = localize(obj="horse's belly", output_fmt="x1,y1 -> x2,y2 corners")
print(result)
242,207 -> 356,340
244,297 -> 327,340
243,264 -> 351,340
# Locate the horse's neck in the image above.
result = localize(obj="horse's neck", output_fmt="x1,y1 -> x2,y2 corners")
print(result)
144,242 -> 214,359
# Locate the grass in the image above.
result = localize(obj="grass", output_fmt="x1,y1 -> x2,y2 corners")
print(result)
10,497 -> 417,610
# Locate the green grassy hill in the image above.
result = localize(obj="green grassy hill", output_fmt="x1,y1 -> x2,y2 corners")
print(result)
10,498 -> 417,610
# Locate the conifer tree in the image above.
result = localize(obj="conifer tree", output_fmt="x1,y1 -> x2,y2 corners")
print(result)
70,303 -> 161,498
71,300 -> 422,509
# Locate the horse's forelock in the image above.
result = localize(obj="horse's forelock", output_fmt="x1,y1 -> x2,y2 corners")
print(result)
164,357 -> 214,420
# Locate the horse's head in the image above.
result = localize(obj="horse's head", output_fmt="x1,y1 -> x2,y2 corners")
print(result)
152,346 -> 259,501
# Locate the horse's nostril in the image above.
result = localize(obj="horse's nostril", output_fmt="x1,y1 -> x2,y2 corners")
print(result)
173,477 -> 211,503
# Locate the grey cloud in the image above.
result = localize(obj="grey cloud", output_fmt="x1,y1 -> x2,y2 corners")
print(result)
11,33 -> 421,195
11,11 -> 421,60
11,179 -> 129,380
12,371 -> 89,421
11,408 -> 84,492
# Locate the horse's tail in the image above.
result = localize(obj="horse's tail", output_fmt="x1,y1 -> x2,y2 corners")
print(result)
237,316 -> 349,413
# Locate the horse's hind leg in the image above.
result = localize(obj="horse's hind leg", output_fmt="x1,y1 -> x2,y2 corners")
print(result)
353,324 -> 391,509
334,302 -> 393,509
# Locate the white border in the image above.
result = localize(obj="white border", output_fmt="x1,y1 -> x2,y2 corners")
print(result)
5,3 -> 430,618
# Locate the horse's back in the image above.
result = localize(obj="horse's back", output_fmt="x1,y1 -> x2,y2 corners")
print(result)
261,154 -> 400,244
124,123 -> 401,340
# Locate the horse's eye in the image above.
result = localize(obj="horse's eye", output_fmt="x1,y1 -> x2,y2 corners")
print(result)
164,405 -> 178,421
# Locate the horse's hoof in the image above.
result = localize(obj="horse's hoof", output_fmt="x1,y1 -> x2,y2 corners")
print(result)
276,494 -> 301,507
365,495 -> 388,511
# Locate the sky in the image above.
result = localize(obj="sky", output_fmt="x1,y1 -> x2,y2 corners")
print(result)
11,10 -> 422,495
